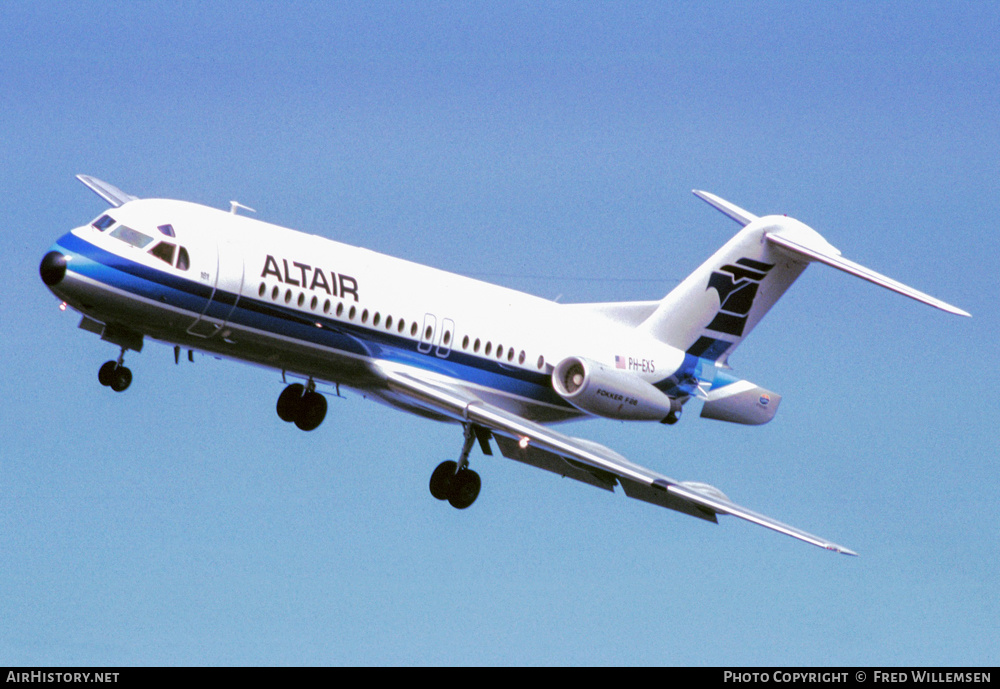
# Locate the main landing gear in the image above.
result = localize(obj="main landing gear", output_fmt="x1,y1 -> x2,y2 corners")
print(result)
276,380 -> 328,431
98,349 -> 132,392
429,424 -> 484,509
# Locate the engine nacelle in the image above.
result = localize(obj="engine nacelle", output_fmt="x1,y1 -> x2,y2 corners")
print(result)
552,356 -> 682,422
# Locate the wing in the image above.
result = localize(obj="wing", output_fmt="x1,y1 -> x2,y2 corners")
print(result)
375,362 -> 857,556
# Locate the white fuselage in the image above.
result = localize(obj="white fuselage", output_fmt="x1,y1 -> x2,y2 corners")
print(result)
46,198 -> 687,423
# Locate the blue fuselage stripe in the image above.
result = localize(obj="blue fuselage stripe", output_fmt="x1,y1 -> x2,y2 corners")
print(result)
54,233 -> 567,407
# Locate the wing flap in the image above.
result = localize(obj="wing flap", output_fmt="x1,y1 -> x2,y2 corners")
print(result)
378,363 -> 856,555
618,478 -> 719,523
492,436 -> 616,492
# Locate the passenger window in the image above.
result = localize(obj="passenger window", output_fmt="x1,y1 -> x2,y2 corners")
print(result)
92,215 -> 115,231
176,247 -> 190,271
149,241 -> 176,265
110,225 -> 154,249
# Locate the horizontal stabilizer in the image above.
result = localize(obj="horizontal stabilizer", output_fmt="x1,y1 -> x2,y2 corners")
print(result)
692,190 -> 759,227
76,175 -> 139,208
766,232 -> 971,317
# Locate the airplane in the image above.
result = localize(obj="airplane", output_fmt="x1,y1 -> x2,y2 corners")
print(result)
39,175 -> 971,556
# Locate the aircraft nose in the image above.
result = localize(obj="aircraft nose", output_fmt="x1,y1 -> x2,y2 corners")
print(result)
40,250 -> 68,286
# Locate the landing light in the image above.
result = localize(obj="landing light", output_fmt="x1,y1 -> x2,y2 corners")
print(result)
518,436 -> 530,450
59,301 -> 67,311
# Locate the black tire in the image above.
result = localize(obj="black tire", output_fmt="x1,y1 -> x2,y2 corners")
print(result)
98,361 -> 117,387
294,391 -> 327,431
429,461 -> 458,500
109,366 -> 132,392
276,383 -> 305,422
447,469 -> 481,510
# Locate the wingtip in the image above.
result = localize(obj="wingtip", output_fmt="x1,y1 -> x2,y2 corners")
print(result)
831,545 -> 859,557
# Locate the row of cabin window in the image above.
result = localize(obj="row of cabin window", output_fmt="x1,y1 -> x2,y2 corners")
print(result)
258,280 -> 422,336
257,280 -> 547,371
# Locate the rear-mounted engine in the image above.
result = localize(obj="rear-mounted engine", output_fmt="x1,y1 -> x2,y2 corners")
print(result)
552,356 -> 682,423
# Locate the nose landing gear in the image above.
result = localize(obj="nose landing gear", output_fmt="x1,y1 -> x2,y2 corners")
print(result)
98,349 -> 132,392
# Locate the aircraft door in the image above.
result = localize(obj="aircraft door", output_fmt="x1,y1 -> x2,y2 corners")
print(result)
187,239 -> 245,338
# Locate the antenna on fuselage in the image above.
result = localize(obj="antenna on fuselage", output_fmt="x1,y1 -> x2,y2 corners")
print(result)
229,201 -> 257,215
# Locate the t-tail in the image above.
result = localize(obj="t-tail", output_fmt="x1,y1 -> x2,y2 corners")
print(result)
641,191 -> 969,424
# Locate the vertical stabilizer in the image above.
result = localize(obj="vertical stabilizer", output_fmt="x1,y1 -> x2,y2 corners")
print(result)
639,194 -> 809,365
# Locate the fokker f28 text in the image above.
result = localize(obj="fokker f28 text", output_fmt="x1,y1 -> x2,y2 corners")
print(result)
40,176 -> 970,555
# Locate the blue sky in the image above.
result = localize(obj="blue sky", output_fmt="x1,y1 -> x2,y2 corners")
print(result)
2,1 -> 998,666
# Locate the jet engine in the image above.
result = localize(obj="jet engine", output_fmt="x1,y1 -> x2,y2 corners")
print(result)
552,356 -> 682,423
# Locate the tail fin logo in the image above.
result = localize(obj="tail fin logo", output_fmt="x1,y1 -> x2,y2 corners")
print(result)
705,258 -> 774,337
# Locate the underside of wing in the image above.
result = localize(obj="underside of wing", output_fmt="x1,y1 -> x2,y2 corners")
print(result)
375,362 -> 857,555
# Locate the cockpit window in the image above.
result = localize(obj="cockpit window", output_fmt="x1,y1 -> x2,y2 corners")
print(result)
157,224 -> 176,237
148,241 -> 190,270
109,225 -> 154,249
149,241 -> 177,265
92,214 -> 115,231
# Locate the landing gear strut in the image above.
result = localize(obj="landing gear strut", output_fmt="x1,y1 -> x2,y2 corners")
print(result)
276,380 -> 328,431
430,424 -> 483,509
98,349 -> 132,392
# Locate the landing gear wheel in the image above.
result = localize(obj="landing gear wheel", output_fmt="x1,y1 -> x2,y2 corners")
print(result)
447,469 -> 481,510
109,366 -> 132,392
276,383 -> 305,422
294,391 -> 327,431
429,461 -> 481,509
98,360 -> 118,387
429,461 -> 458,500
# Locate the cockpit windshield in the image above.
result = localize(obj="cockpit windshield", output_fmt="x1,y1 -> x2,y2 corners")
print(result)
99,216 -> 190,271
109,225 -> 154,249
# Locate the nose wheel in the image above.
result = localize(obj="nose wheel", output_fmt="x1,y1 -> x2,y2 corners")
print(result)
98,351 -> 132,392
429,424 -> 487,509
276,381 -> 328,431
